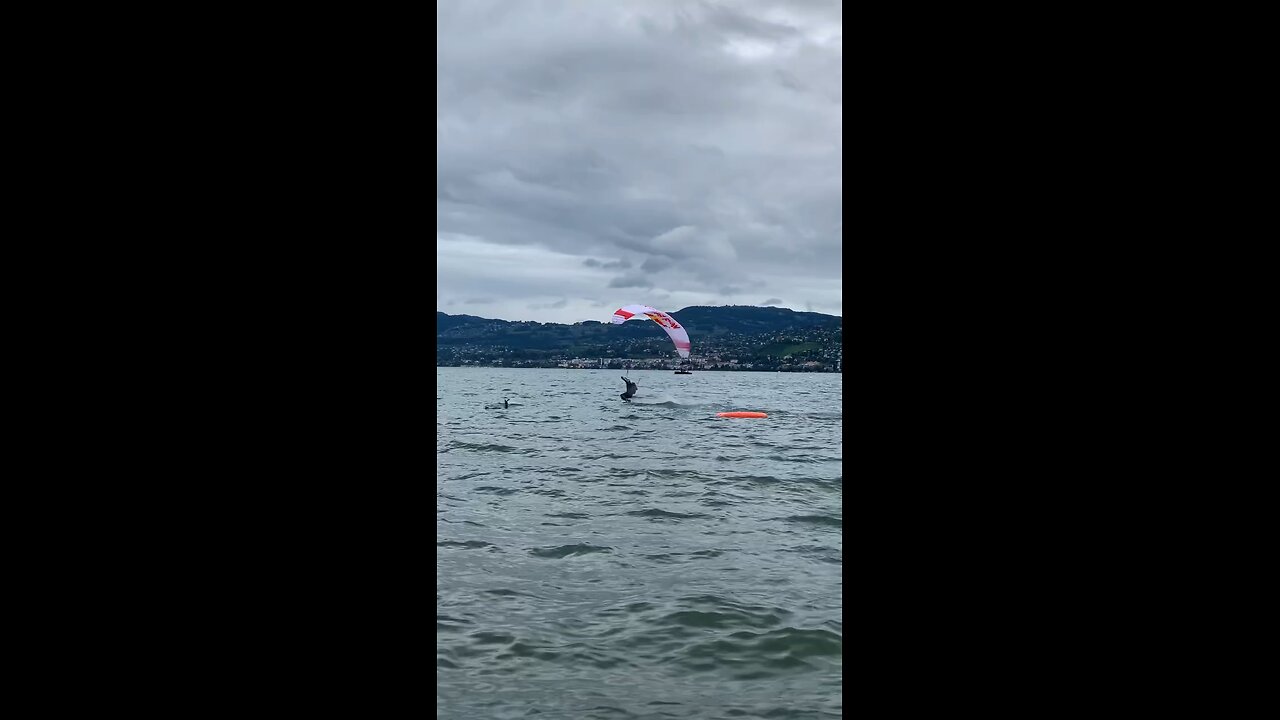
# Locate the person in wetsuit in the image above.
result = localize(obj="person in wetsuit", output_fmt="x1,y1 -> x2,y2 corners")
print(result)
620,376 -> 638,402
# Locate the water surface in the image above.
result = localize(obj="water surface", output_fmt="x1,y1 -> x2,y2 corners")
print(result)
437,367 -> 842,719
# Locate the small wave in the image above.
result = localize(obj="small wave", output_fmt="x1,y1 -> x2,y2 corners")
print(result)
436,614 -> 474,633
448,440 -> 520,453
764,454 -> 832,464
661,609 -> 779,630
481,588 -> 538,598
641,552 -> 679,564
468,631 -> 516,645
641,549 -> 723,564
666,626 -> 842,678
723,474 -> 786,485
474,485 -> 519,496
495,641 -> 563,661
626,508 -> 709,520
646,594 -> 791,632
741,626 -> 843,658
598,601 -> 657,617
438,518 -> 487,527
785,544 -> 842,563
780,514 -> 842,528
436,540 -> 494,549
529,543 -> 613,558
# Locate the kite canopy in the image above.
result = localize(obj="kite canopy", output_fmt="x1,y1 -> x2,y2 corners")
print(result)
610,304 -> 691,358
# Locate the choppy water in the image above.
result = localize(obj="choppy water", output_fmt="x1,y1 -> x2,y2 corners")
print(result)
437,367 -> 842,719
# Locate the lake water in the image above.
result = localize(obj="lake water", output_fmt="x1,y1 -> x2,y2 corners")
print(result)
437,367 -> 842,719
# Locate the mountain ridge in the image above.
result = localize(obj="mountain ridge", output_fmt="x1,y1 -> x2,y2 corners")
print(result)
437,305 -> 842,370
436,305 -> 840,332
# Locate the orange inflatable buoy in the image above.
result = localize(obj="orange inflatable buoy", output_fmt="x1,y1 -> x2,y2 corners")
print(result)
717,411 -> 768,418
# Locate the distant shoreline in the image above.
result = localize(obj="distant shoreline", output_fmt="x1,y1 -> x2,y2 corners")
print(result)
435,365 -> 841,373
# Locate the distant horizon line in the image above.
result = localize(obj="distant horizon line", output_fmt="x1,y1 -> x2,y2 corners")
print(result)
437,303 -> 843,324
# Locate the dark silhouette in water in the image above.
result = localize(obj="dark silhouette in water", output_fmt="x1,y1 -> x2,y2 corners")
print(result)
485,398 -> 509,409
620,377 -> 637,402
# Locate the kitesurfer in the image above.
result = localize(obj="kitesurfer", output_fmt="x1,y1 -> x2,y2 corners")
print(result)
620,377 -> 637,402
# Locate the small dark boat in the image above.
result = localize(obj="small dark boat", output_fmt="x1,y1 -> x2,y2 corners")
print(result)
674,369 -> 692,375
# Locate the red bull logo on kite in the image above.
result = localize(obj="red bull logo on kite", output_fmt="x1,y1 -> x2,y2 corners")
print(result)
645,312 -> 681,329
612,304 -> 691,357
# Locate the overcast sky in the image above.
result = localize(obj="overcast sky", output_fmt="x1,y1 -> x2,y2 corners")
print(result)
437,0 -> 842,324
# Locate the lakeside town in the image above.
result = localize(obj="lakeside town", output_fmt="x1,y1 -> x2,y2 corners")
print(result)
437,321 -> 843,372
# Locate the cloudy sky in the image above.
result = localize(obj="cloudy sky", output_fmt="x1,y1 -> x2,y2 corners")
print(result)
437,0 -> 842,324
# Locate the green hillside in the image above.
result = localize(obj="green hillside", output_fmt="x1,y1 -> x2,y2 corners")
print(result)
437,305 -> 843,371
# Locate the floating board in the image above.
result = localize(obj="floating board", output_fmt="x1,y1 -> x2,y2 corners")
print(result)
717,411 -> 768,418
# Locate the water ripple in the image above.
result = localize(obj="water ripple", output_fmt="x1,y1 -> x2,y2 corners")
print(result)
529,543 -> 614,558
626,508 -> 709,520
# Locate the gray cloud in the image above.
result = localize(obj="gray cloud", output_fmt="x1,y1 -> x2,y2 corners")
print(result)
584,258 -> 632,270
607,275 -> 655,289
761,297 -> 783,305
640,256 -> 674,273
438,0 -> 841,324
